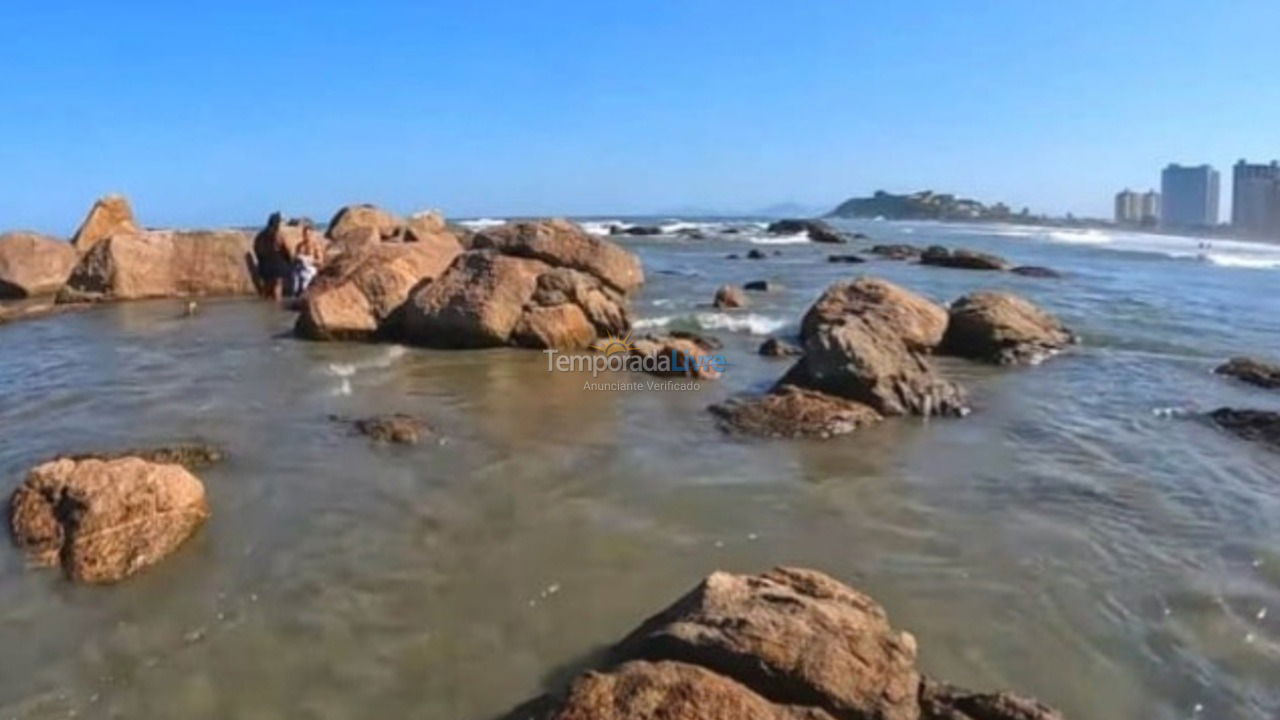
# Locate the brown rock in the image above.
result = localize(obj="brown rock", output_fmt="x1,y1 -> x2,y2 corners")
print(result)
326,204 -> 405,244
1208,408 -> 1280,449
630,333 -> 723,379
940,291 -> 1073,365
920,246 -> 1009,271
66,444 -> 225,470
70,194 -> 141,252
1214,356 -> 1280,390
546,661 -> 836,720
403,251 -> 550,348
919,678 -> 1064,720
712,284 -> 747,309
1010,266 -> 1061,279
0,232 -> 78,298
614,567 -> 922,720
296,236 -> 462,341
758,337 -> 804,357
766,219 -> 848,244
800,276 -> 948,351
783,277 -> 966,417
337,414 -> 432,445
9,456 -> 209,583
709,385 -> 882,438
58,230 -> 257,302
471,219 -> 644,294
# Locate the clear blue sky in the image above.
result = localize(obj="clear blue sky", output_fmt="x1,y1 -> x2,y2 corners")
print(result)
3,1 -> 1278,233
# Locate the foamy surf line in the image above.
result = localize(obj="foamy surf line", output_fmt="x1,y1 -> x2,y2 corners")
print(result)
634,312 -> 786,335
1030,226 -> 1280,269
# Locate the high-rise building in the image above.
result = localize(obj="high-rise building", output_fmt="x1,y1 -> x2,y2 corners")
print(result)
1160,164 -> 1220,229
1231,159 -> 1280,238
1114,189 -> 1141,224
1115,189 -> 1160,226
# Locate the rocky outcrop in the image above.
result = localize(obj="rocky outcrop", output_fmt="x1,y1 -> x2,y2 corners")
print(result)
828,254 -> 866,264
744,280 -> 781,292
9,455 -> 210,583
868,244 -> 922,261
0,232 -> 78,298
713,284 -> 747,309
1208,408 -> 1280,449
611,225 -> 663,236
1215,357 -> 1280,390
782,277 -> 965,417
710,385 -> 882,438
920,246 -> 1009,271
401,220 -> 640,350
58,230 -> 257,302
325,204 -> 454,247
501,567 -> 1060,720
70,194 -> 141,252
295,236 -> 462,341
767,219 -> 847,244
65,444 -> 225,470
630,333 -> 723,379
940,292 -> 1074,365
759,337 -> 803,357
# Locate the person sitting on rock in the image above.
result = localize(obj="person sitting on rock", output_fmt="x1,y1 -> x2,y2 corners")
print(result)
290,225 -> 325,297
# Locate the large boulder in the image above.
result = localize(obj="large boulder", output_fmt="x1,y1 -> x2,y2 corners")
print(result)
782,278 -> 965,417
920,246 -> 1009,271
500,567 -> 1063,720
939,292 -> 1073,365
629,333 -> 724,379
0,231 -> 78,298
325,204 -> 454,246
401,220 -> 640,349
70,194 -> 141,252
713,284 -> 747,309
868,244 -> 922,261
58,230 -> 257,302
295,237 -> 462,341
709,384 -> 882,438
800,276 -> 947,351
1214,356 -> 1280,390
9,456 -> 209,583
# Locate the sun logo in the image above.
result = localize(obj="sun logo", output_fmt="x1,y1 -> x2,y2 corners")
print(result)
591,330 -> 633,356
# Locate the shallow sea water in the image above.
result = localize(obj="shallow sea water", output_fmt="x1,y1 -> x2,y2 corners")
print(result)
1,220 -> 1278,719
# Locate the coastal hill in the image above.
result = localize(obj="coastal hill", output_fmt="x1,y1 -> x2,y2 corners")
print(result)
828,190 -> 1024,222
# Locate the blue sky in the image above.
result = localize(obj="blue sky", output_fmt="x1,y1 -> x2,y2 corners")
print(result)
2,1 -> 1278,233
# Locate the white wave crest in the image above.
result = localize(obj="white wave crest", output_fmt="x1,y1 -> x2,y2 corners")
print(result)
458,218 -> 507,230
746,232 -> 809,245
634,312 -> 786,336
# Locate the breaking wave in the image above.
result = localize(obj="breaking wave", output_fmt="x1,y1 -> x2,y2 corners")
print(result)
634,312 -> 786,336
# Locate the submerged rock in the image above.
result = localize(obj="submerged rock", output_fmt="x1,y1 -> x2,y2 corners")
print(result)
920,246 -> 1009,271
401,220 -> 640,350
827,254 -> 866,264
1208,408 -> 1280,449
499,567 -> 1061,720
0,231 -> 78,298
868,244 -> 922,261
758,337 -> 804,357
709,385 -> 881,438
712,284 -> 747,309
335,414 -> 433,445
1214,357 -> 1280,390
746,249 -> 767,260
1011,265 -> 1062,278
9,455 -> 210,583
70,194 -> 142,253
295,237 -> 462,341
743,279 -> 781,292
940,291 -> 1074,365
65,444 -> 225,470
630,333 -> 723,379
58,230 -> 257,303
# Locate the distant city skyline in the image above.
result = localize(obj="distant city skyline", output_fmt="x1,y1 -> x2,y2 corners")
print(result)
3,2 -> 1280,234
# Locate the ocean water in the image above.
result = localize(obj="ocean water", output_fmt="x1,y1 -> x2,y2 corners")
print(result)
1,219 -> 1279,719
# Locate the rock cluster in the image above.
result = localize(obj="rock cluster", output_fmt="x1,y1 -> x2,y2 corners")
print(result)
766,219 -> 849,244
500,567 -> 1062,720
1215,356 -> 1280,389
59,229 -> 257,302
712,276 -> 1074,438
920,245 -> 1009,271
